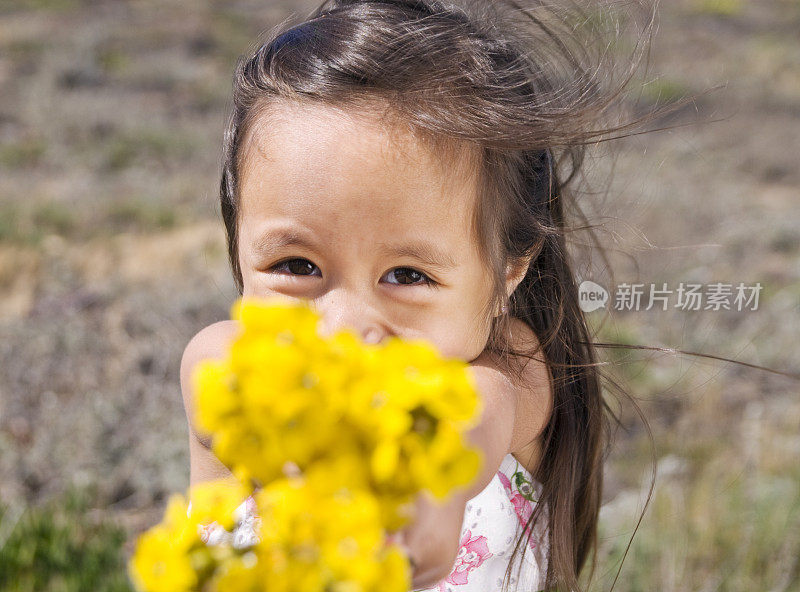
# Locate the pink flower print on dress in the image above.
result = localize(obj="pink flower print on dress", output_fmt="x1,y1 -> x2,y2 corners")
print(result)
440,528 -> 492,588
198,521 -> 215,544
497,470 -> 538,553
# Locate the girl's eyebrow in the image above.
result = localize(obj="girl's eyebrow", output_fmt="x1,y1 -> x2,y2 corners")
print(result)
251,227 -> 317,257
376,241 -> 458,271
251,227 -> 457,270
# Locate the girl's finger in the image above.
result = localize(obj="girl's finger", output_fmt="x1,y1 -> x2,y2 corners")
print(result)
385,530 -> 418,571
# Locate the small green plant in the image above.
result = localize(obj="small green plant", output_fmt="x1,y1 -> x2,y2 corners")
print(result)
103,129 -> 197,172
0,138 -> 46,168
0,487 -> 133,592
0,205 -> 22,243
640,77 -> 690,106
107,199 -> 177,231
31,202 -> 78,237
692,0 -> 743,17
7,0 -> 84,12
96,48 -> 129,75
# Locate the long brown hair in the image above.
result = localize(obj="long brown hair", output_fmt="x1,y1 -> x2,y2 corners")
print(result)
216,1 -> 680,590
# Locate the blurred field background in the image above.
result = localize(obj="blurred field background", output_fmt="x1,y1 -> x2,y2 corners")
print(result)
0,0 -> 798,590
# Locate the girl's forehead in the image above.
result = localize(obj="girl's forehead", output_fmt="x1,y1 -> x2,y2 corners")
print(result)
239,100 -> 477,194
237,101 -> 482,245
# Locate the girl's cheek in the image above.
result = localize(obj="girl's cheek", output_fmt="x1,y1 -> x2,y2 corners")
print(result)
432,336 -> 482,363
241,273 -> 278,299
452,325 -> 492,362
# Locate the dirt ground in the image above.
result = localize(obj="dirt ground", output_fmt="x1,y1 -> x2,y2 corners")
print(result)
1,0 -> 798,588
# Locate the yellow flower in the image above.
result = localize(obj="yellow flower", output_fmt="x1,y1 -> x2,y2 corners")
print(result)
129,495 -> 199,592
424,365 -> 483,425
188,478 -> 251,532
378,544 -> 413,592
410,421 -> 483,500
135,296 -> 485,590
208,551 -> 263,592
249,476 -> 409,591
231,296 -> 318,340
370,438 -> 400,483
192,359 -> 238,436
129,526 -> 197,592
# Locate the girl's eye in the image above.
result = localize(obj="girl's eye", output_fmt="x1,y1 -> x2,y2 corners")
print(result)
383,267 -> 436,287
268,259 -> 436,287
270,258 -> 321,277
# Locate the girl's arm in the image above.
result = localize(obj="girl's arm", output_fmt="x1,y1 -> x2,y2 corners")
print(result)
401,319 -> 552,589
400,353 -> 521,588
180,320 -> 241,488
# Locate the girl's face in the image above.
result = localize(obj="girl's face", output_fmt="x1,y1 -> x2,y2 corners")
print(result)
236,101 -> 497,362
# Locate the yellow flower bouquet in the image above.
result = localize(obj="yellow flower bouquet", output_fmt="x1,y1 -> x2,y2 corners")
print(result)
129,296 -> 484,592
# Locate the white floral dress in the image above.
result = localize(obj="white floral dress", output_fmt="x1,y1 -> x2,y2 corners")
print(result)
414,453 -> 549,592
189,453 -> 549,592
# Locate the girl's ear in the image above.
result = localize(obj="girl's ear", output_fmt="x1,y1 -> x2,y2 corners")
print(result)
494,257 -> 533,317
504,256 -> 532,300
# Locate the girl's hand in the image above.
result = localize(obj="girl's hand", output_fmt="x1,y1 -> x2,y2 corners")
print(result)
384,490 -> 465,589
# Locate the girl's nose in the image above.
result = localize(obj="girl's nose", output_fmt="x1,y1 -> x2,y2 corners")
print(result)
317,315 -> 387,345
314,293 -> 388,345
361,326 -> 383,344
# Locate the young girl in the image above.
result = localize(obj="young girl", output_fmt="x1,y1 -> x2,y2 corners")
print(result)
181,1 -> 638,590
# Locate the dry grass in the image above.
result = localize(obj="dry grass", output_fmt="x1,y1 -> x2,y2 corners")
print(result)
0,0 -> 797,590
